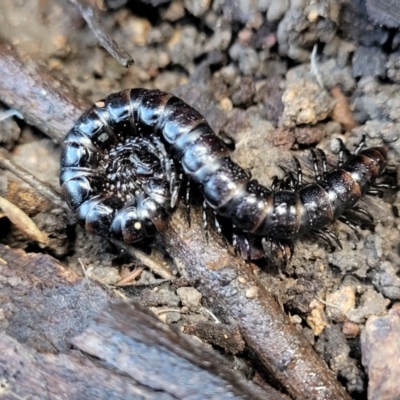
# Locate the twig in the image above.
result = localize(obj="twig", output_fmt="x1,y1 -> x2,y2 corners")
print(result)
0,38 -> 89,144
78,257 -> 89,278
161,203 -> 351,400
154,307 -> 186,315
69,0 -> 134,68
0,109 -> 24,121
109,237 -> 174,280
200,306 -> 221,323
115,266 -> 145,285
0,148 -> 66,209
0,195 -> 48,245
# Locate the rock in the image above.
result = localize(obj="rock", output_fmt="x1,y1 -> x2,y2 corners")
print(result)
347,289 -> 389,323
386,51 -> 400,83
266,0 -> 289,21
315,325 -> 364,394
307,299 -> 328,336
254,76 -> 285,127
353,77 -> 400,124
352,46 -> 387,78
167,26 -> 206,70
342,321 -> 360,338
139,288 -> 181,308
339,0 -> 389,46
281,70 -> 334,127
361,306 -> 400,400
231,77 -> 255,106
318,59 -> 356,94
161,0 -> 185,21
229,41 -> 259,76
372,261 -> 400,300
293,125 -> 325,145
277,0 -> 338,61
326,286 -> 356,322
177,287 -> 202,309
184,0 -> 210,17
212,0 -> 260,24
230,112 -> 278,187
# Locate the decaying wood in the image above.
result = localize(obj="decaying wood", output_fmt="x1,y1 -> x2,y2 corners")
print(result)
0,244 -> 281,400
0,37 -> 89,144
0,38 -> 350,399
0,244 -> 113,353
182,320 -> 246,354
161,203 -> 351,400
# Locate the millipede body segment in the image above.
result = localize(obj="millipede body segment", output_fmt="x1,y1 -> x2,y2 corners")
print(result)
60,88 -> 388,256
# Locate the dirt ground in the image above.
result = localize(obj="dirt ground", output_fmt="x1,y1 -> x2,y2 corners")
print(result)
1,0 -> 400,399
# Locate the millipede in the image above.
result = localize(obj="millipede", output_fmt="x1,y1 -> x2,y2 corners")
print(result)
60,88 -> 391,261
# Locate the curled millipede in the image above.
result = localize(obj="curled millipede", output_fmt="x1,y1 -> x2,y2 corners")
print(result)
60,88 -> 389,259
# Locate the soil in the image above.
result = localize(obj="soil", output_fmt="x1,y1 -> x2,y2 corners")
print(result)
1,0 -> 400,399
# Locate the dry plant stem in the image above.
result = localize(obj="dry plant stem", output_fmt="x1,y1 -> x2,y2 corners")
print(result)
115,266 -> 145,285
0,37 -> 89,144
109,238 -> 174,280
0,148 -> 65,209
0,195 -> 48,245
69,0 -> 134,68
161,203 -> 351,400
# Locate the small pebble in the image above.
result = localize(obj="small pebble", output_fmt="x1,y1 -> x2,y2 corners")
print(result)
326,286 -> 356,323
177,287 -> 202,309
342,321 -> 360,338
245,286 -> 258,299
307,300 -> 328,336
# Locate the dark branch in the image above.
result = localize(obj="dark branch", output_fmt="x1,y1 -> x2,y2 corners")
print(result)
69,0 -> 134,68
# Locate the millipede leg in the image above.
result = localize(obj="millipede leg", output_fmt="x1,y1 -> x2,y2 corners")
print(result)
280,171 -> 295,191
232,225 -> 238,255
373,182 -> 397,190
322,228 -> 343,249
352,206 -> 374,221
185,179 -> 191,227
145,138 -> 169,175
354,135 -> 366,155
367,189 -> 384,196
203,200 -> 209,243
315,228 -> 342,250
170,169 -> 181,208
339,216 -> 361,240
169,159 -> 177,193
317,149 -> 327,178
261,237 -> 273,262
277,165 -> 294,191
271,176 -> 280,191
278,241 -> 289,267
213,211 -> 222,235
310,150 -> 322,182
244,237 -> 250,261
293,156 -> 302,188
288,173 -> 297,191
337,139 -> 345,167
